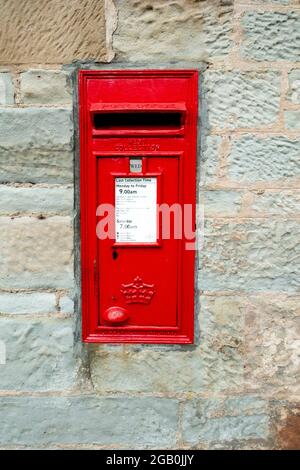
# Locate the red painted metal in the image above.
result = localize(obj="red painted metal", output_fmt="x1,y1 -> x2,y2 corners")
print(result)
79,70 -> 198,344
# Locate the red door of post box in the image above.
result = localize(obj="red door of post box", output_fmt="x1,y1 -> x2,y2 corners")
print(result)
79,70 -> 198,343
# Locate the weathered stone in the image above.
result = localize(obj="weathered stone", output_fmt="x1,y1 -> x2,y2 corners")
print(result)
0,0 -> 107,64
0,73 -> 14,105
243,0 -> 290,5
0,293 -> 56,314
200,219 -> 300,292
0,216 -> 73,289
244,295 -> 300,399
203,191 -> 242,217
59,296 -> 74,314
275,405 -> 300,450
285,110 -> 300,130
228,136 -> 300,183
200,136 -> 221,186
287,69 -> 300,104
241,11 -> 300,62
0,108 -> 72,150
182,396 -> 269,445
0,107 -> 73,184
0,396 -> 178,446
0,317 -> 75,390
0,150 -> 73,184
20,70 -> 71,105
251,190 -> 300,216
90,296 -> 245,394
0,186 -> 73,214
114,0 -> 233,62
204,72 -> 280,128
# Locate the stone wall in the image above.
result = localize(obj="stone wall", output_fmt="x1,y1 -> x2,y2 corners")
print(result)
0,0 -> 299,449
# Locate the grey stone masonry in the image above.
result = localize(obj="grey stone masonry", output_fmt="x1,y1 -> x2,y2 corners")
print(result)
228,136 -> 300,184
241,11 -> 300,62
0,396 -> 178,447
0,293 -> 56,315
114,0 -> 234,62
0,216 -> 74,289
0,108 -> 73,183
287,70 -> 300,104
0,186 -> 73,214
200,219 -> 300,292
0,317 -> 75,391
0,0 -> 300,451
0,73 -> 14,105
20,70 -> 72,105
0,108 -> 72,150
182,396 -> 269,446
204,72 -> 280,129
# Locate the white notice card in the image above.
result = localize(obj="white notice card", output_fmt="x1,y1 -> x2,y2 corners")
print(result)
115,177 -> 157,243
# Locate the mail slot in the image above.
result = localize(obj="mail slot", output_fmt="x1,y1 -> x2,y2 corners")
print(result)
79,70 -> 198,343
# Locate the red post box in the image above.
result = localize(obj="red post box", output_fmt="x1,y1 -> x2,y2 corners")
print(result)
79,70 -> 198,343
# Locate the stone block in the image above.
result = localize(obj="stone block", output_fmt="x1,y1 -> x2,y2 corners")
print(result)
0,396 -> 178,447
0,216 -> 74,289
204,71 -> 280,129
0,293 -> 56,314
183,396 -> 269,445
20,70 -> 71,105
228,136 -> 300,184
200,219 -> 300,292
114,0 -> 233,62
0,0 -> 107,64
0,317 -> 75,391
0,186 -> 73,214
241,11 -> 300,62
0,73 -> 14,105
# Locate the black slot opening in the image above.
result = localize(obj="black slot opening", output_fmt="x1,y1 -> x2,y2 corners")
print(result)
94,112 -> 182,130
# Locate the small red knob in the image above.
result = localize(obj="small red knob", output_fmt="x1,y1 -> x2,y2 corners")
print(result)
103,306 -> 129,325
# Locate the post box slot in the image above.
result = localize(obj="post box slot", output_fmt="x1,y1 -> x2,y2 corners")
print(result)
93,112 -> 183,130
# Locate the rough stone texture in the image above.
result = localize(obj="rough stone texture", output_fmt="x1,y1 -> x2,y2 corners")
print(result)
59,296 -> 74,314
203,191 -> 242,217
200,219 -> 300,292
0,73 -> 14,105
245,0 -> 290,4
200,136 -> 221,186
0,108 -> 72,150
0,151 -> 73,184
182,396 -> 269,446
275,406 -> 300,450
0,0 -> 107,64
0,108 -> 73,183
228,136 -> 300,184
287,69 -> 300,104
251,190 -> 300,216
90,295 -> 244,394
114,0 -> 233,62
0,396 -> 178,447
0,0 -> 299,451
285,110 -> 300,130
204,72 -> 280,129
241,11 -> 300,62
0,293 -> 56,315
244,295 -> 300,400
0,186 -> 73,214
0,216 -> 73,289
0,317 -> 75,391
20,70 -> 71,105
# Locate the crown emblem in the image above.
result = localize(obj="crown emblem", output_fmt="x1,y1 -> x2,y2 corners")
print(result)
120,276 -> 156,304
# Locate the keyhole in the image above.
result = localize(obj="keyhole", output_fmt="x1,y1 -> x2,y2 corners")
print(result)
112,250 -> 118,260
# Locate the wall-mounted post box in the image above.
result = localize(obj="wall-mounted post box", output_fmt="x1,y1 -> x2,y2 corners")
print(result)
79,70 -> 198,343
